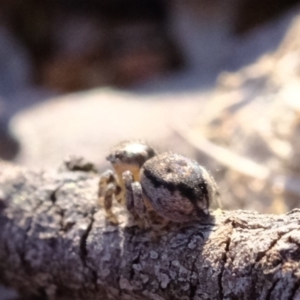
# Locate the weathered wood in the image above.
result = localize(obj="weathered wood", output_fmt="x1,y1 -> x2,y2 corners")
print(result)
0,162 -> 300,300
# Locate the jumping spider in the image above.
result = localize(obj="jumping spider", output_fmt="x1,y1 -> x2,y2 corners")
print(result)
98,141 -> 219,230
98,141 -> 156,225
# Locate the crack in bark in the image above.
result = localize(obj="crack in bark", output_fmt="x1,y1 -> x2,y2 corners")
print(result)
186,231 -> 205,299
247,229 -> 297,299
39,183 -> 65,215
225,216 -> 270,231
248,231 -> 287,292
42,185 -> 71,238
266,279 -> 279,300
50,188 -> 58,204
255,229 -> 300,300
189,283 -> 197,299
117,274 -> 123,298
218,226 -> 233,300
288,280 -> 300,300
0,199 -> 7,212
79,209 -> 98,291
130,249 -> 141,280
46,184 -> 75,233
189,252 -> 199,300
255,231 -> 291,266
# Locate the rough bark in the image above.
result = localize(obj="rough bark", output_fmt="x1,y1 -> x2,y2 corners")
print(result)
0,161 -> 300,300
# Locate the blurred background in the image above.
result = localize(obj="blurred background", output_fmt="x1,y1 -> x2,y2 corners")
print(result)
1,1 -> 300,298
1,0 -> 300,214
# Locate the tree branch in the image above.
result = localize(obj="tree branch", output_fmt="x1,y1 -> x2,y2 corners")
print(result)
0,161 -> 300,300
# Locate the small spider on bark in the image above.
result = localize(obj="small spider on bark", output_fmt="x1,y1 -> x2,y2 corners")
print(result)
98,141 -> 220,229
98,141 -> 156,225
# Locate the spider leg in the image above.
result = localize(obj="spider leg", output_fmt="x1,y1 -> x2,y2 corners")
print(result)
132,182 -> 151,229
123,170 -> 150,229
99,170 -> 116,190
98,170 -> 119,224
114,185 -> 124,205
122,171 -> 136,216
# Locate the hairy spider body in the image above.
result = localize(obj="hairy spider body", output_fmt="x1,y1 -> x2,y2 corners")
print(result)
139,152 -> 218,223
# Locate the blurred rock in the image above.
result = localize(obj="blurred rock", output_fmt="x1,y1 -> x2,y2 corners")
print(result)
189,5 -> 300,213
9,89 -> 206,170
